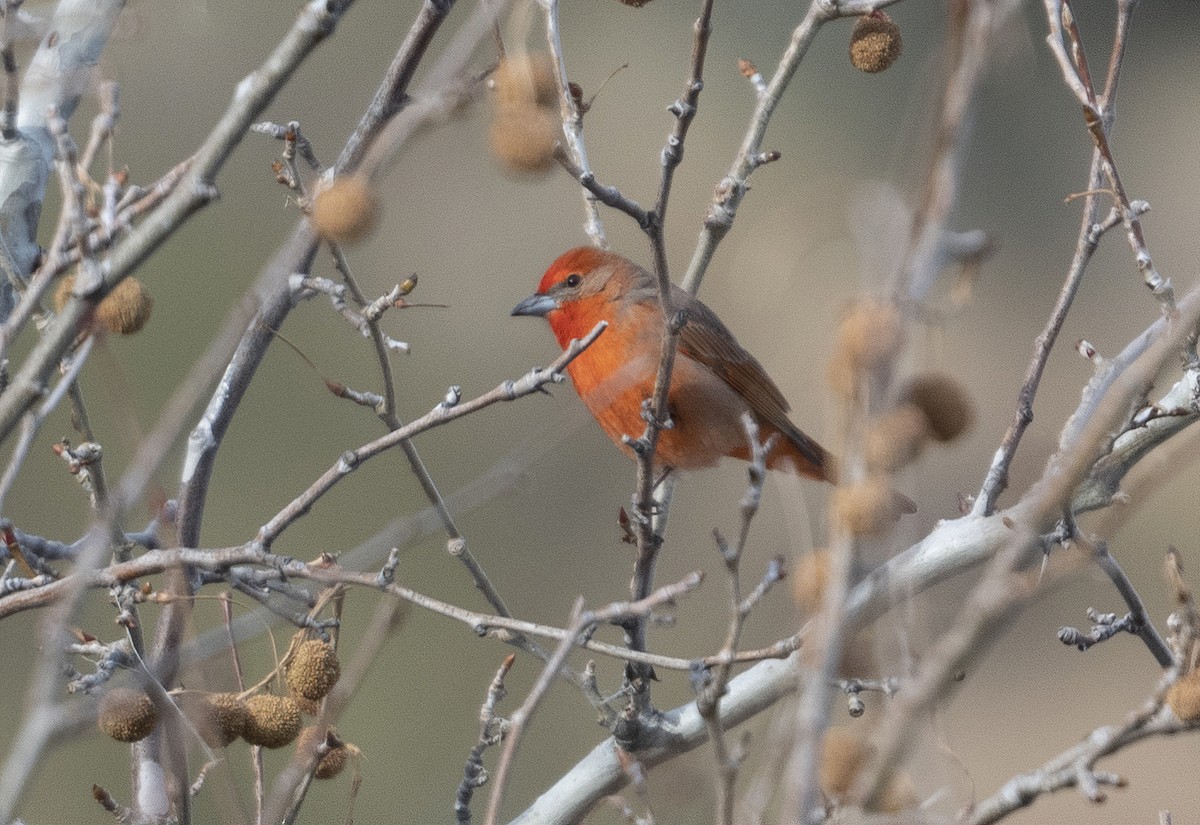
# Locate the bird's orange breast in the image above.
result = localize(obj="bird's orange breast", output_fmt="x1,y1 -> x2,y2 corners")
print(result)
553,304 -> 756,469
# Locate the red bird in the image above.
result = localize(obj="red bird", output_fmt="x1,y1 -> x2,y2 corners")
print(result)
512,247 -> 832,480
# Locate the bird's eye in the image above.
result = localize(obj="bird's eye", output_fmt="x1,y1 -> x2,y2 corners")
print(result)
564,273 -> 582,288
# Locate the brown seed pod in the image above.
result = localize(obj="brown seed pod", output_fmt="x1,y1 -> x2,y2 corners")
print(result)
828,300 -> 904,398
286,639 -> 341,701
187,692 -> 248,748
1166,669 -> 1200,722
98,277 -> 153,335
865,404 -> 930,473
53,274 -> 75,313
819,727 -> 869,798
292,694 -> 323,716
878,771 -> 918,813
309,176 -> 381,244
242,694 -> 303,749
900,372 -> 976,442
832,478 -> 912,537
489,105 -> 560,176
297,726 -> 351,780
850,11 -> 903,74
493,53 -> 558,109
800,625 -> 875,680
55,274 -> 154,335
793,549 -> 832,615
98,688 -> 159,743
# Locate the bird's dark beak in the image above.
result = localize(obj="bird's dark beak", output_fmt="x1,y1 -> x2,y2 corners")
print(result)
511,293 -> 558,318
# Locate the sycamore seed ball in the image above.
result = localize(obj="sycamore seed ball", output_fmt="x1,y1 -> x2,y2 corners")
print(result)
901,372 -> 976,442
98,688 -> 159,743
286,639 -> 342,701
493,53 -> 558,109
878,771 -> 919,813
793,549 -> 832,615
54,275 -> 75,313
1166,669 -> 1200,722
242,694 -> 303,749
865,404 -> 930,473
314,741 -> 348,779
850,12 -> 903,73
828,300 -> 904,397
832,478 -> 909,537
292,694 -> 322,716
298,727 -> 351,780
54,274 -> 154,335
819,728 -> 869,798
310,176 -> 381,244
191,692 -> 248,748
99,277 -> 153,335
490,105 -> 560,176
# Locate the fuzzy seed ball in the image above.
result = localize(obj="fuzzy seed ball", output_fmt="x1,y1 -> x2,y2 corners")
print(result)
242,694 -> 303,749
298,727 -> 350,780
828,300 -> 904,397
98,277 -> 153,335
832,478 -> 910,537
493,53 -> 558,109
1166,669 -> 1200,722
793,549 -> 832,615
800,626 -> 876,680
98,688 -> 159,743
292,694 -> 322,716
489,105 -> 560,176
286,639 -> 341,701
850,12 -> 903,73
314,740 -> 348,779
877,771 -> 918,813
188,692 -> 248,748
819,728 -> 869,798
309,176 -> 381,244
865,404 -> 930,473
900,372 -> 976,442
54,274 -> 75,312
55,274 -> 153,335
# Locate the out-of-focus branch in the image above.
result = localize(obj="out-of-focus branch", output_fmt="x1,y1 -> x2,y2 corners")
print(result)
0,0 -> 124,322
1042,0 -> 1172,310
976,0 -> 1146,515
0,547 -> 707,671
679,0 -> 902,295
0,0 -> 356,443
255,321 -> 606,548
510,283 -> 1200,824
698,419 -> 780,825
968,701 -> 1190,824
537,0 -> 605,247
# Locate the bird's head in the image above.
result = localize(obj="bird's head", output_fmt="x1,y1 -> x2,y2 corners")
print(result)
512,247 -> 646,345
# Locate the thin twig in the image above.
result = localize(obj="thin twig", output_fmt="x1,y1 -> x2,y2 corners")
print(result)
1042,0 -> 1172,310
255,321 -> 606,548
697,416 -> 778,825
679,0 -> 903,295
976,0 -> 1146,515
455,654 -> 516,824
537,0 -> 605,246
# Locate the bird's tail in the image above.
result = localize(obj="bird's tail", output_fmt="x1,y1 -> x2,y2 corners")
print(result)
765,422 -> 835,482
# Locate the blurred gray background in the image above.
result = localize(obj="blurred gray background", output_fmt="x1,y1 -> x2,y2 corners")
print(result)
1,0 -> 1199,822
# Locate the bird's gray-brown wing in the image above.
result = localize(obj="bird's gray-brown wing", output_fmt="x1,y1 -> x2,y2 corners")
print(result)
672,286 -> 829,473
